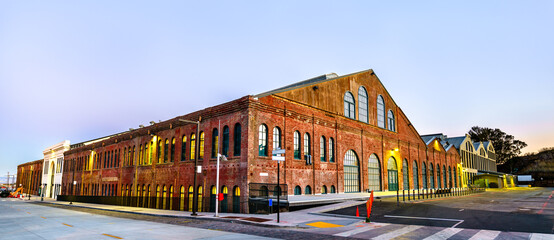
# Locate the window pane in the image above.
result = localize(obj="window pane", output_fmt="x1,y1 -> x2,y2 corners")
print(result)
358,87 -> 368,123
377,95 -> 385,128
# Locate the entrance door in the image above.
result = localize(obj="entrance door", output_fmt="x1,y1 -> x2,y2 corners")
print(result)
343,150 -> 360,193
387,157 -> 398,191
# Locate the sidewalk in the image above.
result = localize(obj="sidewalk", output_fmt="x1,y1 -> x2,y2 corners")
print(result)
22,194 -> 367,228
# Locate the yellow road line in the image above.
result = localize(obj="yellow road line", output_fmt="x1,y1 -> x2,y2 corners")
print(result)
62,223 -> 73,227
41,217 -> 46,219
102,233 -> 123,239
26,212 -> 31,214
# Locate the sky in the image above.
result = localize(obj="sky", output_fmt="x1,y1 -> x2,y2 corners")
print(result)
1,1 -> 553,176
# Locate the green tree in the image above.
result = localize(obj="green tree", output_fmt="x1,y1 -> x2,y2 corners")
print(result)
468,126 -> 527,165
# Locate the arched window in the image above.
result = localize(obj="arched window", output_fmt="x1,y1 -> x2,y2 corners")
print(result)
212,128 -> 219,158
273,127 -> 281,150
188,186 -> 194,211
454,168 -> 457,188
320,136 -> 326,162
358,87 -> 368,123
232,186 -> 240,213
329,137 -> 335,162
368,154 -> 381,191
199,132 -> 205,160
448,166 -> 452,188
197,186 -> 203,212
413,160 -> 419,189
180,185 -> 185,211
123,147 -> 127,166
403,159 -> 409,190
190,133 -> 196,160
437,164 -> 442,188
258,124 -> 268,156
294,186 -> 301,195
344,150 -> 360,193
181,136 -> 187,161
387,157 -> 398,191
387,110 -> 396,132
429,164 -> 435,188
222,126 -> 229,157
162,185 -> 167,209
303,133 -> 310,159
145,143 -> 150,164
330,185 -> 336,194
233,123 -> 241,156
259,186 -> 268,197
158,140 -> 163,163
377,95 -> 385,128
422,162 -> 428,189
138,145 -> 142,165
164,139 -> 169,163
322,185 -> 327,194
443,165 -> 447,189
156,185 -> 161,209
221,186 -> 229,213
344,92 -> 355,119
210,186 -> 217,212
293,131 -> 301,159
170,138 -> 175,162
304,185 -> 312,195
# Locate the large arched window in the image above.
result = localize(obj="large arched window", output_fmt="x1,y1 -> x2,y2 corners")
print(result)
413,160 -> 419,189
199,132 -> 205,160
443,165 -> 447,189
344,150 -> 360,193
233,123 -> 241,156
211,128 -> 219,158
303,133 -> 311,159
164,139 -> 169,163
358,87 -> 368,123
320,136 -> 326,162
190,133 -> 196,160
181,136 -> 187,161
422,162 -> 428,189
329,137 -> 335,162
293,131 -> 301,159
387,157 -> 398,191
402,159 -> 409,190
344,92 -> 355,119
387,110 -> 396,132
377,95 -> 386,128
222,126 -> 229,157
170,138 -> 175,162
449,166 -> 453,188
368,154 -> 381,191
258,124 -> 268,156
273,127 -> 281,150
158,140 -> 163,163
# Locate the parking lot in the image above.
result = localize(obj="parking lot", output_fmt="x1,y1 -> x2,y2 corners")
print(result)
325,187 -> 554,233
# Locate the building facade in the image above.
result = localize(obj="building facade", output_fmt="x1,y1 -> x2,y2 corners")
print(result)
41,140 -> 70,199
61,69 -> 461,213
16,159 -> 43,195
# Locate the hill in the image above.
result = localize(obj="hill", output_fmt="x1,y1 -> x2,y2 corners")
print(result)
499,148 -> 554,187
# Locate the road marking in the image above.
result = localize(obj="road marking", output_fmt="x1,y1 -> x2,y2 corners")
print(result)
62,223 -> 73,227
468,230 -> 501,240
384,215 -> 464,228
333,223 -> 389,237
422,228 -> 462,240
530,233 -> 554,240
459,209 -> 464,211
373,225 -> 422,240
306,221 -> 344,228
102,234 -> 123,239
41,217 -> 46,219
26,212 -> 31,214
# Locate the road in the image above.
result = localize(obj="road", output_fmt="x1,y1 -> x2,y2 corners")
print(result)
326,187 -> 554,234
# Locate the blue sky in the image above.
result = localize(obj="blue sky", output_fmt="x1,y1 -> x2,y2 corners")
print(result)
1,1 -> 553,175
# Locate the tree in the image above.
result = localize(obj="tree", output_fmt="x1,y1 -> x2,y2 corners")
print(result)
468,126 -> 527,165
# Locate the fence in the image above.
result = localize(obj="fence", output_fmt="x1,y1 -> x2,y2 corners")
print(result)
248,183 -> 288,214
398,187 -> 485,203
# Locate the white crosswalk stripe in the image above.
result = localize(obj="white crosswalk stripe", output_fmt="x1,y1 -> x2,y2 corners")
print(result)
530,233 -> 554,240
469,230 -> 501,240
333,223 -> 389,237
372,225 -> 423,240
422,228 -> 463,240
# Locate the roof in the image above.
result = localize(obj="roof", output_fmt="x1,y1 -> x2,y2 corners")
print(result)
473,142 -> 481,150
445,136 -> 467,150
420,135 -> 439,145
255,73 -> 339,98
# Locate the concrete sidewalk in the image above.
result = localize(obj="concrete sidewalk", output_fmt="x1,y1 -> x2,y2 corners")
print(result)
20,194 -> 367,228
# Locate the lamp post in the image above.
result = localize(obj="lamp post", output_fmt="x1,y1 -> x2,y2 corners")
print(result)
215,120 -> 228,217
179,117 -> 201,216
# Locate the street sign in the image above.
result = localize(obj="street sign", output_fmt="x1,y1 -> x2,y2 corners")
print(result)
272,149 -> 285,155
218,193 -> 224,201
269,199 -> 273,206
272,156 -> 285,161
196,166 -> 202,173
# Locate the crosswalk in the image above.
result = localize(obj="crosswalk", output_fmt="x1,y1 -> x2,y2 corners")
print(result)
305,222 -> 553,239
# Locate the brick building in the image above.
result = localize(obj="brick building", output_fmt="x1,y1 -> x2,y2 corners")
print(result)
61,69 -> 461,213
16,159 -> 43,195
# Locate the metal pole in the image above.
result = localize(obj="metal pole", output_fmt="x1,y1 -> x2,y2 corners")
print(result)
277,159 -> 280,223
70,159 -> 75,204
192,118 -> 201,216
215,120 -> 220,217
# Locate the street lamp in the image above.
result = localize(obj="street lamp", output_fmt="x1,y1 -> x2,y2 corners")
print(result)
179,117 -> 201,216
215,120 -> 228,217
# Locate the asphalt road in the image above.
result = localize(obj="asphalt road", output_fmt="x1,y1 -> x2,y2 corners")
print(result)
326,187 -> 554,234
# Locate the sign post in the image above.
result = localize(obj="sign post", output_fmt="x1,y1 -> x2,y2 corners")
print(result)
272,148 -> 285,223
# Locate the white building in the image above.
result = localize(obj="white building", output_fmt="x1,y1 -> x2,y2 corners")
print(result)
42,140 -> 70,199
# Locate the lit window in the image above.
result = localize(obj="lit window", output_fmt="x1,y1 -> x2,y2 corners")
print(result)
199,132 -> 205,160
181,136 -> 187,161
170,138 -> 175,162
212,128 -> 219,158
190,134 -> 196,160
164,139 -> 169,163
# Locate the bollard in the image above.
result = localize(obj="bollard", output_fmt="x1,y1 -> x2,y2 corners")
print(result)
397,189 -> 399,206
417,189 -> 420,200
402,190 -> 405,202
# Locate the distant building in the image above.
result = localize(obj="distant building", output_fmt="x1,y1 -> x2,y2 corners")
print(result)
421,134 -> 498,187
16,159 -> 43,195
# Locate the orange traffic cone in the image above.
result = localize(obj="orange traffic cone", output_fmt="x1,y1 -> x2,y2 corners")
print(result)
356,206 -> 359,217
